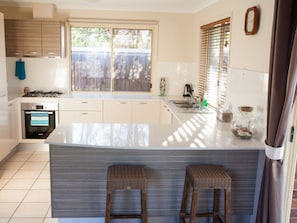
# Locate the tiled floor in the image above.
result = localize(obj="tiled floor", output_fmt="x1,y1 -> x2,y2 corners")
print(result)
0,144 -> 57,223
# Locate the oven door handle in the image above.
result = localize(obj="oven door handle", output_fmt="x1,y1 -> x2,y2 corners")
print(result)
25,111 -> 54,115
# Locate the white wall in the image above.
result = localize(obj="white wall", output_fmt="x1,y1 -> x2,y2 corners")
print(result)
1,7 -> 197,96
195,0 -> 274,72
1,0 -> 274,99
6,57 -> 69,94
194,0 -> 274,133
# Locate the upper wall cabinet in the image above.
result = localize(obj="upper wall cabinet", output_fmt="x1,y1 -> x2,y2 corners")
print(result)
4,20 -> 23,57
42,21 -> 64,58
4,19 -> 65,58
23,20 -> 42,57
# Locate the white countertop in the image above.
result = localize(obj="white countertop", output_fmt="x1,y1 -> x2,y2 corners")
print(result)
46,112 -> 265,150
10,92 -> 265,150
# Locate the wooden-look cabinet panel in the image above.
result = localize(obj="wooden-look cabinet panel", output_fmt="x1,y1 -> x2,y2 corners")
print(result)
42,21 -> 63,57
23,20 -> 42,57
4,20 -> 23,57
4,19 -> 65,58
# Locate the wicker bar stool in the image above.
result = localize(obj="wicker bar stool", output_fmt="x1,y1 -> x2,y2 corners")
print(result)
105,165 -> 148,223
179,165 -> 231,223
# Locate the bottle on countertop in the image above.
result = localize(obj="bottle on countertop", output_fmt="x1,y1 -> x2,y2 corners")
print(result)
160,77 -> 166,96
202,93 -> 208,108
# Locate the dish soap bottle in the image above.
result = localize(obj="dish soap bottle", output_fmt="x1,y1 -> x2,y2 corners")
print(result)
202,93 -> 208,108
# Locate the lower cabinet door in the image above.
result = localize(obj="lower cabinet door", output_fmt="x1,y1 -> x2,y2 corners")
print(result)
59,111 -> 102,124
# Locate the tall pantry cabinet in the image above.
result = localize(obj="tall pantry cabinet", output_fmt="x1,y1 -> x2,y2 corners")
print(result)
0,12 -> 17,162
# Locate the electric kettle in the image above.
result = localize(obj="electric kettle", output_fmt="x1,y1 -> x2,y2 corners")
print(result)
183,84 -> 193,96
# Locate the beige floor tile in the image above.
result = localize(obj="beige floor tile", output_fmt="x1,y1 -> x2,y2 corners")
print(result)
46,207 -> 52,218
0,190 -> 28,202
0,179 -> 9,189
44,218 -> 58,223
8,218 -> 44,223
32,179 -> 50,190
0,218 -> 9,223
20,162 -> 47,170
38,169 -> 50,179
28,154 -> 49,162
23,190 -> 51,203
8,153 -> 32,162
44,163 -> 50,171
0,169 -> 17,179
13,202 -> 50,218
12,169 -> 42,180
0,203 -> 19,217
3,179 -> 35,190
0,162 -> 24,170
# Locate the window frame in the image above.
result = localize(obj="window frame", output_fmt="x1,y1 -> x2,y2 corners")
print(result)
68,19 -> 158,94
198,17 -> 231,110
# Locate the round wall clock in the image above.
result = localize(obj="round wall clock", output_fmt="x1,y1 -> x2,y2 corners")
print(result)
244,6 -> 260,35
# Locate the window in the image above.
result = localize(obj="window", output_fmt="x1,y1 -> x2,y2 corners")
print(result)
198,18 -> 230,110
71,23 -> 154,92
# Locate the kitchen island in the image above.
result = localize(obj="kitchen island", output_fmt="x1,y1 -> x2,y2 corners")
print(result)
46,112 -> 265,223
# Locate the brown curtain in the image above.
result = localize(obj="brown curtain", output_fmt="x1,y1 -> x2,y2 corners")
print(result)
256,0 -> 297,222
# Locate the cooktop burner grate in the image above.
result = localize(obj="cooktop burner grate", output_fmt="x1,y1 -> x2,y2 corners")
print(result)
23,90 -> 63,98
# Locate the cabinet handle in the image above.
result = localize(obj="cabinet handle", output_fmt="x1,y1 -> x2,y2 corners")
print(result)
139,102 -> 148,105
79,102 -> 88,104
120,102 -> 127,104
81,113 -> 88,115
12,52 -> 21,56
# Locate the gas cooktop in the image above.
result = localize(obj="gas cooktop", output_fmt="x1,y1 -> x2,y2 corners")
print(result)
23,90 -> 63,98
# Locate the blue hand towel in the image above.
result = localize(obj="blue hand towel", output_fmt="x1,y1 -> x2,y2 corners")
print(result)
30,112 -> 49,126
15,60 -> 26,80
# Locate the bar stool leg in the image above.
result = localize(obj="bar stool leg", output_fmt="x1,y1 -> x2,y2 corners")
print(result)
213,189 -> 220,223
189,189 -> 198,223
225,190 -> 231,223
141,190 -> 148,223
105,193 -> 111,223
179,176 -> 189,223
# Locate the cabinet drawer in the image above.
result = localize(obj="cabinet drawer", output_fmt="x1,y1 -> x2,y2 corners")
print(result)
59,99 -> 102,111
103,100 -> 132,123
59,111 -> 102,124
132,101 -> 160,124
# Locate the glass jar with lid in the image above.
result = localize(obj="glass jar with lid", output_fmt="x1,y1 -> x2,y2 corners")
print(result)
231,106 -> 255,139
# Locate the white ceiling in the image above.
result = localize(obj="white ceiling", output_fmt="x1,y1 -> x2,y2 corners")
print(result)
0,0 -> 218,13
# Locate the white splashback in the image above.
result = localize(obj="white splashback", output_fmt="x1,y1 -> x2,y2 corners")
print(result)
6,57 -> 70,95
155,61 -> 198,96
225,68 -> 269,140
225,68 -> 268,111
6,58 -> 197,96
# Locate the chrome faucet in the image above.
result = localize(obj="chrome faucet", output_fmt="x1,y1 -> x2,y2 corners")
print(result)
186,92 -> 201,108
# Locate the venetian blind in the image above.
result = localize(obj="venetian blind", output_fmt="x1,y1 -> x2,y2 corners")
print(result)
199,18 -> 230,110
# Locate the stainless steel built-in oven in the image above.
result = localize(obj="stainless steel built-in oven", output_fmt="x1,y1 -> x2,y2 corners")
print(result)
21,103 -> 59,139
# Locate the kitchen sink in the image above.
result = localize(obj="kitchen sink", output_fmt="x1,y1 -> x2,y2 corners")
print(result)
168,100 -> 212,114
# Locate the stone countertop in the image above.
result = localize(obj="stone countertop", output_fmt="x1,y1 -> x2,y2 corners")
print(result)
12,92 -> 265,150
45,112 -> 265,150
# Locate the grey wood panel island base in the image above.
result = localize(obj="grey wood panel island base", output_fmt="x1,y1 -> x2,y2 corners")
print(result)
46,121 -> 265,223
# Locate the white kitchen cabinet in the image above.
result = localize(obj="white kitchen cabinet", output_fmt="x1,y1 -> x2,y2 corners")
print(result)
0,13 -> 7,97
103,100 -> 160,124
160,101 -> 172,124
59,99 -> 103,124
103,100 -> 132,123
0,13 -> 17,162
0,101 -> 18,161
132,101 -> 160,124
